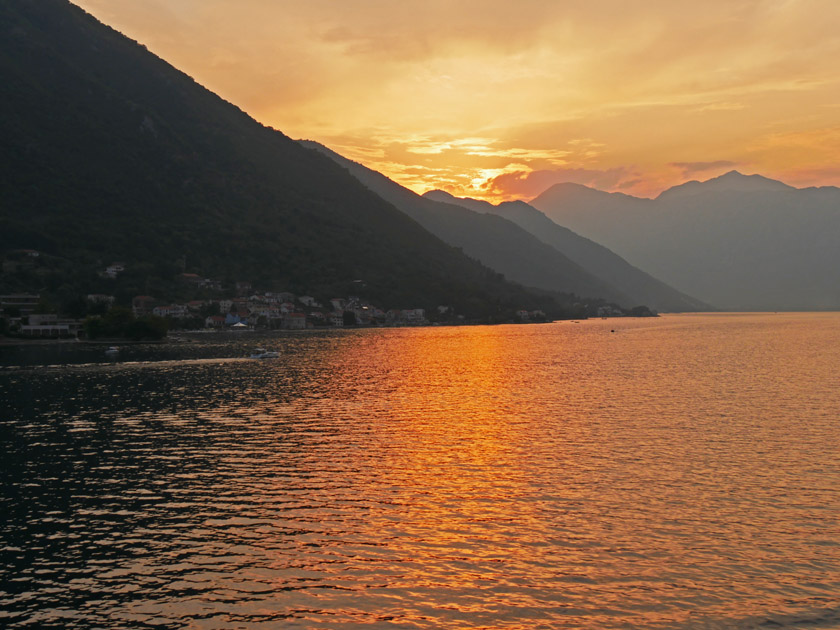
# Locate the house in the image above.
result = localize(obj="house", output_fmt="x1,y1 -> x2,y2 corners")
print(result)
385,308 -> 425,324
225,312 -> 250,326
282,312 -> 307,330
103,262 -> 125,278
351,305 -> 373,325
20,314 -> 82,338
87,294 -> 115,306
180,273 -> 203,285
516,310 -> 530,322
298,295 -> 318,307
1,294 -> 41,314
402,308 -> 426,323
330,312 -> 344,327
153,304 -> 189,319
204,315 -> 226,328
250,305 -> 273,319
330,298 -> 345,312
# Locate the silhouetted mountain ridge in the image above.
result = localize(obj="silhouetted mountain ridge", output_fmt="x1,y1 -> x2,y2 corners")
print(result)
531,173 -> 840,310
423,191 -> 708,312
0,0 -> 568,318
657,171 -> 795,201
301,141 -> 634,307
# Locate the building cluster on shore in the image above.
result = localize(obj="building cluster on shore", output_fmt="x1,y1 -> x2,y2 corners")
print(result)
132,290 -> 432,330
0,294 -> 82,338
1,288 -> 449,338
2,261 -> 558,339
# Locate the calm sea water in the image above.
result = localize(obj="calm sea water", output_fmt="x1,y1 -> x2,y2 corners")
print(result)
1,313 -> 839,629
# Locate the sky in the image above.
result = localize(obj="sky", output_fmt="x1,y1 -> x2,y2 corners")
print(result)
75,0 -> 840,202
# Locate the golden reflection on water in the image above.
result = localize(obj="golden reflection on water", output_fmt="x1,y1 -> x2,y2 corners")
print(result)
2,313 -> 840,629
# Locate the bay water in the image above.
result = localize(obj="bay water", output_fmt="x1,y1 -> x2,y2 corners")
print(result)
1,313 -> 839,629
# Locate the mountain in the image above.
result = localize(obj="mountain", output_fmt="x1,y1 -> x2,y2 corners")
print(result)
300,141 -> 635,307
0,0 -> 565,319
656,170 -> 795,201
424,191 -> 707,312
531,172 -> 840,310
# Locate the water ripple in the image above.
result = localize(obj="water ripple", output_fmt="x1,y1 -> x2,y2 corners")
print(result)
2,314 -> 839,628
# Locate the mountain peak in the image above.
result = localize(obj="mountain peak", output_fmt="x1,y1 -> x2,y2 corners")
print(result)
718,169 -> 748,179
538,181 -> 604,196
423,189 -> 458,203
530,182 -> 640,208
658,170 -> 794,200
499,200 -> 537,211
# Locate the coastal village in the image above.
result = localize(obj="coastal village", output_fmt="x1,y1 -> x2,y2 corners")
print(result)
1,262 -> 552,339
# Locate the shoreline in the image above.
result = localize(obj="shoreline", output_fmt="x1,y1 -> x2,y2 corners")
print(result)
0,315 -> 662,348
0,337 -> 172,348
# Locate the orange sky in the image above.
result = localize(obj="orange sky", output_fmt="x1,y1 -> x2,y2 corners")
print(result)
75,0 -> 840,202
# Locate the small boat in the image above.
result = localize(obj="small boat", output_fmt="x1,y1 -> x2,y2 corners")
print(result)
105,346 -> 119,358
249,347 -> 279,359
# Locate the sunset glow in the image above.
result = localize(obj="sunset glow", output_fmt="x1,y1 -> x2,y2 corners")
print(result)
75,0 -> 840,202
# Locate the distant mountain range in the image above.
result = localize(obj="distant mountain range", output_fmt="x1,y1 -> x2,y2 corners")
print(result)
0,0 -> 571,319
302,141 -> 661,309
4,1 -> 827,316
531,172 -> 840,310
422,190 -> 707,313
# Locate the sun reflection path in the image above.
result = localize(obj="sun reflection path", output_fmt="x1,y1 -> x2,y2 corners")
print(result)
3,316 -> 840,628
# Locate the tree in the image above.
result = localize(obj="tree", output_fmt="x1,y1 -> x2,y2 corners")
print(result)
62,295 -> 88,319
199,302 -> 220,318
83,315 -> 106,339
34,297 -> 56,314
125,316 -> 168,340
103,306 -> 134,336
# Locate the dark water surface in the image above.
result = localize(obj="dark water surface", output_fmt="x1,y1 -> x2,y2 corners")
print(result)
2,313 -> 839,629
